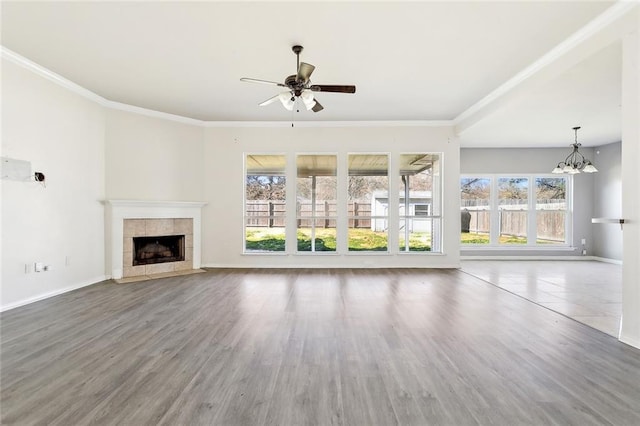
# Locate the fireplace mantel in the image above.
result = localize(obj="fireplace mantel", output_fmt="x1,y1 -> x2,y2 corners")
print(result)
104,200 -> 207,279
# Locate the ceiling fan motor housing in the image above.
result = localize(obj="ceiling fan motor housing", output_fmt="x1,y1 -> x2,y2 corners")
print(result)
284,75 -> 305,97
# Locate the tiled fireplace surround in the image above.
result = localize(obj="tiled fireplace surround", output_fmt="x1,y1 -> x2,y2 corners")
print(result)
123,218 -> 193,277
105,200 -> 206,280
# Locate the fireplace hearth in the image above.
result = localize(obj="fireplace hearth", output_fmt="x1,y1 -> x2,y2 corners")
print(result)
133,235 -> 185,266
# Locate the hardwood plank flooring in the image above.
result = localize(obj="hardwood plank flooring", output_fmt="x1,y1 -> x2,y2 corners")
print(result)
2,268 -> 639,425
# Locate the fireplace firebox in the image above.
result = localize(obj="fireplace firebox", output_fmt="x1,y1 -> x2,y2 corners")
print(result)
133,235 -> 185,266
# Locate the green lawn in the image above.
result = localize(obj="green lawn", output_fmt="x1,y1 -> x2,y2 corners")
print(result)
246,228 -> 561,251
461,232 -> 562,244
297,228 -> 337,251
245,227 -> 287,251
461,232 -> 526,244
399,232 -> 432,251
246,227 -> 431,252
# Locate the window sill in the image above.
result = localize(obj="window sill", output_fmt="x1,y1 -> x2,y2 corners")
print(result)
346,251 -> 392,255
398,251 -> 445,255
242,251 -> 288,255
295,252 -> 340,255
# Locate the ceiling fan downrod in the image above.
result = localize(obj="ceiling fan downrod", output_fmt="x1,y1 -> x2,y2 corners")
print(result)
292,45 -> 303,77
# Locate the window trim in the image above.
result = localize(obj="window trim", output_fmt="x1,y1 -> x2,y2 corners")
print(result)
347,152 -> 391,253
243,151 -> 446,256
295,153 -> 339,253
243,152 -> 288,255
461,173 -> 572,248
398,152 -> 443,254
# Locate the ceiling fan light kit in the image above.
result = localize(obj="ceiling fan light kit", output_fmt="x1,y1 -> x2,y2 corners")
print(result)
552,126 -> 598,174
241,45 -> 356,113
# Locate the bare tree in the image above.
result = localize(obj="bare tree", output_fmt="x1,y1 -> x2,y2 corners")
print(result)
246,175 -> 286,200
348,176 -> 388,201
536,178 -> 566,200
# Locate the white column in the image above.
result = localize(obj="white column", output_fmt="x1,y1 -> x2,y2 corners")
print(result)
620,10 -> 640,348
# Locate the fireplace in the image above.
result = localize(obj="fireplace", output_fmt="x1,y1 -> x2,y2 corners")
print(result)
133,235 -> 185,266
121,217 -> 196,278
104,200 -> 206,280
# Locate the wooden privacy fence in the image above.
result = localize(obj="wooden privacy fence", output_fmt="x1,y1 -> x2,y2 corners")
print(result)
246,201 -> 286,227
462,206 -> 565,241
245,201 -> 372,228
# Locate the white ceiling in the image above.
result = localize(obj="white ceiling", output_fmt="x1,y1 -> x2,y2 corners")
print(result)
1,1 -> 634,147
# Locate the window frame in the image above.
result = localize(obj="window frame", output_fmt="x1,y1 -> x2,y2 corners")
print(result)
398,152 -> 443,254
347,152 -> 390,253
460,173 -> 572,248
295,153 -> 338,254
242,151 -> 446,256
243,153 -> 288,255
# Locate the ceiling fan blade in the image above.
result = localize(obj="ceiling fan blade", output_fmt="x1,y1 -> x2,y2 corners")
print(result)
309,84 -> 356,94
258,94 -> 281,107
297,62 -> 315,83
241,77 -> 286,87
312,100 -> 324,113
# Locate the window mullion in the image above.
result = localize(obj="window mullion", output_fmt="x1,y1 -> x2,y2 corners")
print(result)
285,152 -> 297,254
490,177 -> 499,245
528,175 -> 536,246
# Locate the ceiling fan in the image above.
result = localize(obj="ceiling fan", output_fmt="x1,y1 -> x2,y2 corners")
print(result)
240,45 -> 356,113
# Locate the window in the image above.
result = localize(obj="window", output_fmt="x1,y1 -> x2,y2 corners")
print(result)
460,177 -> 491,244
461,175 -> 570,247
243,153 -> 446,255
245,154 -> 286,252
399,153 -> 441,252
414,204 -> 430,216
296,155 -> 337,252
498,177 -> 528,244
535,177 -> 567,245
348,154 -> 388,251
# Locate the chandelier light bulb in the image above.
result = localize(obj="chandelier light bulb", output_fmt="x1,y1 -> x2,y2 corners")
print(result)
583,162 -> 598,173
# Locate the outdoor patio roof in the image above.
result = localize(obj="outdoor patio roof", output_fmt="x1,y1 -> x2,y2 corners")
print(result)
246,154 -> 437,177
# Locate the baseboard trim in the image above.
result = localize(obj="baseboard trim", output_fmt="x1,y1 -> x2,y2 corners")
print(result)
0,275 -> 109,313
201,263 -> 461,269
591,256 -> 623,265
461,255 -> 593,261
618,333 -> 640,350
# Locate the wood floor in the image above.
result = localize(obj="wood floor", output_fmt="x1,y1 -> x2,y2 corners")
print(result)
2,268 -> 640,425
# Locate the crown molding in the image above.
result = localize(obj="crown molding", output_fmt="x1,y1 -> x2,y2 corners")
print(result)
1,45 -> 106,105
104,99 -> 206,126
2,45 -> 453,129
2,45 -> 209,127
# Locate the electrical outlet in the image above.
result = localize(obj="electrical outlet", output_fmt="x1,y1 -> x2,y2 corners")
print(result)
34,262 -> 44,272
581,238 -> 586,245
582,249 -> 587,255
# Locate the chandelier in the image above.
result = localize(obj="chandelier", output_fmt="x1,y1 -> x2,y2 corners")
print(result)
552,126 -> 598,174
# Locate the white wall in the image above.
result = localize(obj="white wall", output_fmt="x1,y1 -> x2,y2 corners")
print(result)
105,109 -> 204,201
1,59 -> 106,310
620,20 -> 640,349
460,147 -> 594,256
202,126 -> 460,268
592,142 -> 622,261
